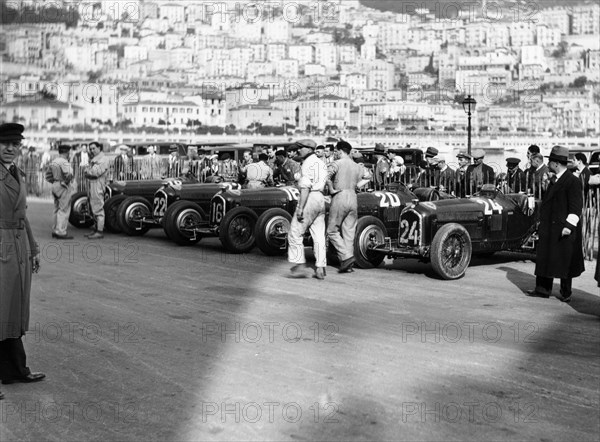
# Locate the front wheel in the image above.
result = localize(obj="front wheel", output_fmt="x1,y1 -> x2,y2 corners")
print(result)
164,200 -> 205,246
117,197 -> 152,236
255,208 -> 292,256
219,206 -> 258,254
69,192 -> 94,228
430,223 -> 472,280
354,216 -> 387,269
104,194 -> 127,233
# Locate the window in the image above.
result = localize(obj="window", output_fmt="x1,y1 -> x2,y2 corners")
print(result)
57,110 -> 62,118
142,107 -> 147,112
158,107 -> 162,112
187,108 -> 192,114
150,107 -> 155,112
73,111 -> 78,118
99,97 -> 102,104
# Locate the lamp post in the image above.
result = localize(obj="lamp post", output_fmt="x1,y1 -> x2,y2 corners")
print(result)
462,95 -> 477,156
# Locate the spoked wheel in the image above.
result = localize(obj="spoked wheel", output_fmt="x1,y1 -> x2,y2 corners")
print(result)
354,216 -> 387,269
430,223 -> 472,280
219,207 -> 258,254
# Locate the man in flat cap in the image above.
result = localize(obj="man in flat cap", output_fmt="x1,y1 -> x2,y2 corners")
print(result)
85,141 -> 110,239
287,139 -> 328,279
528,146 -> 584,303
0,123 -> 45,398
504,157 -> 526,193
455,151 -> 472,197
218,152 -> 238,182
47,144 -> 74,239
466,148 -> 494,195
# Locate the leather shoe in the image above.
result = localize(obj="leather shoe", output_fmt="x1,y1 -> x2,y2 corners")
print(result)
2,372 -> 46,384
53,234 -> 74,240
87,232 -> 104,239
289,264 -> 309,279
84,230 -> 96,237
526,289 -> 549,299
558,293 -> 572,303
314,267 -> 326,280
339,257 -> 355,273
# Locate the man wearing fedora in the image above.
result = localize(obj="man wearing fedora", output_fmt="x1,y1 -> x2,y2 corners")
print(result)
84,141 -> 109,239
466,149 -> 495,195
528,146 -> 584,303
287,140 -> 328,280
0,123 -> 46,399
47,144 -> 74,240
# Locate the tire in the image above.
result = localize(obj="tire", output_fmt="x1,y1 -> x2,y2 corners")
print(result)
163,200 -> 205,246
255,208 -> 292,256
354,216 -> 387,269
219,206 -> 258,254
117,196 -> 152,236
430,223 -> 472,280
69,191 -> 94,228
103,194 -> 127,233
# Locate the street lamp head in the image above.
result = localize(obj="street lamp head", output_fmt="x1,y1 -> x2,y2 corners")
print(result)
462,95 -> 477,114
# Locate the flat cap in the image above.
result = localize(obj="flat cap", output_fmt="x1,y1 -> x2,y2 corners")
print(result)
169,144 -> 178,152
456,151 -> 471,159
506,157 -> 521,166
0,123 -> 25,141
294,139 -> 317,150
220,153 -> 231,160
425,147 -> 439,158
472,149 -> 485,159
118,144 -> 129,152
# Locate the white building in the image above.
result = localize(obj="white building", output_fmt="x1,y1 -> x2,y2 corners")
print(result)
288,45 -> 314,65
298,94 -> 350,130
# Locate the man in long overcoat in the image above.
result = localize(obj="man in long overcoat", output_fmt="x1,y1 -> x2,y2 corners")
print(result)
527,146 -> 585,303
0,123 -> 45,399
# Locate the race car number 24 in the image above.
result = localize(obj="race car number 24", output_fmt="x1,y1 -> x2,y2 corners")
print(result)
399,219 -> 419,245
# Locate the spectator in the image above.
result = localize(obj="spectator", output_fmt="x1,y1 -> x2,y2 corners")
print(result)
373,143 -> 390,190
24,146 -> 40,196
527,153 -> 550,198
165,144 -> 182,178
218,153 -> 238,182
84,141 -> 110,239
274,149 -> 300,186
113,145 -> 134,180
466,149 -> 495,195
437,158 -> 455,193
504,157 -> 526,193
244,153 -> 274,188
455,151 -> 472,197
141,145 -> 162,179
48,144 -> 74,239
573,152 -> 591,196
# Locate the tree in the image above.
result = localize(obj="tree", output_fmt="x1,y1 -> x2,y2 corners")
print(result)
552,41 -> 568,58
570,76 -> 587,88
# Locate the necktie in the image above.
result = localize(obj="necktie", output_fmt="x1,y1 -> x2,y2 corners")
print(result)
9,164 -> 19,180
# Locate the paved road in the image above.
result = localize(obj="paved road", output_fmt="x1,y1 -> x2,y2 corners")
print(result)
2,200 -> 599,441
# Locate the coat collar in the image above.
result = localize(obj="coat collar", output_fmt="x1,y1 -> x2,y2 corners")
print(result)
0,163 -> 21,194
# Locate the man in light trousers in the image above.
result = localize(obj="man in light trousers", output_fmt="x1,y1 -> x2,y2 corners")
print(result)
327,141 -> 370,273
287,140 -> 328,280
49,144 -> 74,239
84,141 -> 109,239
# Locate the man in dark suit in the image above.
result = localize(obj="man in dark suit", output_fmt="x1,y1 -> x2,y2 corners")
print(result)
573,152 -> 591,197
466,149 -> 495,195
527,146 -> 585,303
505,157 -> 526,193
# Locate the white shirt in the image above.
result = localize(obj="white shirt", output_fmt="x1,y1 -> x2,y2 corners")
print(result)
298,154 -> 327,192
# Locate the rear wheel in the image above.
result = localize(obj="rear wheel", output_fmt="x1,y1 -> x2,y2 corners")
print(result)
104,194 -> 127,233
117,197 -> 152,236
430,223 -> 472,280
164,200 -> 205,246
219,207 -> 258,254
255,208 -> 292,256
69,192 -> 94,228
354,216 -> 387,269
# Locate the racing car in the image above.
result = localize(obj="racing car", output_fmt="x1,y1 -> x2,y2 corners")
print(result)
363,185 -> 537,280
118,179 -> 240,237
163,183 -> 447,264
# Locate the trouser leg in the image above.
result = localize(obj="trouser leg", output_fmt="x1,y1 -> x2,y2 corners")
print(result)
0,338 -> 30,381
52,197 -> 59,233
309,213 -> 327,268
535,276 -> 553,295
560,278 -> 572,296
56,191 -> 72,235
288,215 -> 307,265
327,198 -> 346,260
340,206 -> 358,262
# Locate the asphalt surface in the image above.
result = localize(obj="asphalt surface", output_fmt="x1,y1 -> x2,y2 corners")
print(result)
1,200 -> 599,442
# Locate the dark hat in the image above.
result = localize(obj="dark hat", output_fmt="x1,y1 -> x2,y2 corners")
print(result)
0,123 -> 25,142
506,157 -> 520,167
425,147 -> 439,158
545,145 -> 569,164
169,144 -> 178,152
456,151 -> 471,160
220,153 -> 231,161
472,149 -> 485,160
28,145 -> 36,151
527,144 -> 540,154
275,149 -> 287,157
374,143 -> 387,153
58,144 -> 71,154
316,145 -> 325,150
